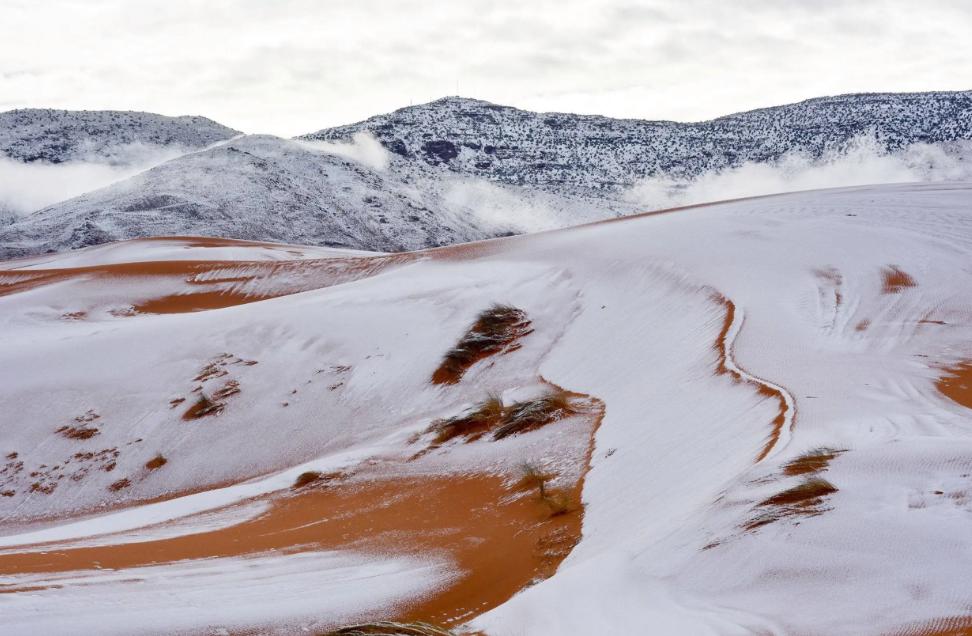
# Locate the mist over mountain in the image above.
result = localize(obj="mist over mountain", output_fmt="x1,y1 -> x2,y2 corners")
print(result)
1,91 -> 971,259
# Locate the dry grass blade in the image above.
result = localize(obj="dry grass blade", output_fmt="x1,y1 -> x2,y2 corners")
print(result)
293,471 -> 323,489
781,447 -> 843,477
743,477 -> 838,532
183,393 -> 223,419
431,304 -> 532,384
144,454 -> 167,470
492,392 -> 576,439
321,621 -> 455,636
759,477 -> 838,508
428,394 -> 504,443
517,462 -> 575,517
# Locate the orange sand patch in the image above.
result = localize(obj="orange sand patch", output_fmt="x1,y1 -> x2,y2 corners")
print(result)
894,615 -> 972,635
0,254 -> 414,315
0,473 -> 581,629
0,387 -> 603,630
937,362 -> 972,410
882,265 -> 917,293
713,296 -> 791,462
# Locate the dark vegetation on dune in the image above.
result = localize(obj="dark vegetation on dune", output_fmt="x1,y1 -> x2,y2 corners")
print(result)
427,389 -> 579,444
321,621 -> 455,635
431,305 -> 532,384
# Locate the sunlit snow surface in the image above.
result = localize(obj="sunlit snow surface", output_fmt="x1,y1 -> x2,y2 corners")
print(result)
2,182 -> 972,633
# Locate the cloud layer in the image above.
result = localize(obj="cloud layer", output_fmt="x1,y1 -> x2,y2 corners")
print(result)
624,136 -> 972,212
0,144 -> 188,215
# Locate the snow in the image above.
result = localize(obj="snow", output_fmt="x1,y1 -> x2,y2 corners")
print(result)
0,236 -> 373,271
4,181 -> 972,633
0,550 -> 456,636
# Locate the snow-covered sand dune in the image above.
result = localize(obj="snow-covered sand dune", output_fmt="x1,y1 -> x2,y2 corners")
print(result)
2,182 -> 972,634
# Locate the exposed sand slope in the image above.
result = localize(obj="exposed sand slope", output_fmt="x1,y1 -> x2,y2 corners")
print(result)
3,183 -> 972,634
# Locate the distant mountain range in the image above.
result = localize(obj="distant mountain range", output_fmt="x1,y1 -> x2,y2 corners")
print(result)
1,91 -> 971,258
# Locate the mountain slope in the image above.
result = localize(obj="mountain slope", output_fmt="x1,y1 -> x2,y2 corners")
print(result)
304,91 -> 972,191
0,134 -> 613,256
0,108 -> 239,164
2,183 -> 972,634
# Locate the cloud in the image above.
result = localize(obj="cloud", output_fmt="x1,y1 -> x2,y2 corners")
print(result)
623,135 -> 972,211
299,132 -> 391,171
2,1 -> 971,135
0,144 -> 188,215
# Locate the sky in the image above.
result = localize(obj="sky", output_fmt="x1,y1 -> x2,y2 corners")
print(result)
1,0 -> 971,137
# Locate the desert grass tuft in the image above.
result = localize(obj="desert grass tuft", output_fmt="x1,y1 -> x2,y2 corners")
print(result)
183,393 -> 223,419
321,621 -> 455,636
145,454 -> 167,470
427,389 -> 579,445
431,304 -> 532,384
743,477 -> 837,532
759,477 -> 837,508
492,392 -> 577,440
428,394 -> 505,443
781,448 -> 843,477
293,471 -> 323,489
517,462 -> 575,517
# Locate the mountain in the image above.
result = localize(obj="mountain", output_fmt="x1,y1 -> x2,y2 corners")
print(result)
0,134 -> 611,256
1,91 -> 971,258
303,91 -> 972,192
2,182 -> 972,634
0,108 -> 239,164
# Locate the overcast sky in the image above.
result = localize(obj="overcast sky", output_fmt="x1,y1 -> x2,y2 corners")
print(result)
1,0 -> 970,137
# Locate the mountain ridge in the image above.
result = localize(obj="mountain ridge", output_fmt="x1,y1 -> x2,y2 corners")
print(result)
1,90 -> 971,259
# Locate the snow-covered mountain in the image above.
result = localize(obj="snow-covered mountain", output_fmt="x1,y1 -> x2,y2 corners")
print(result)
0,134 -> 611,256
0,109 -> 239,164
304,91 -> 972,192
1,91 -> 971,258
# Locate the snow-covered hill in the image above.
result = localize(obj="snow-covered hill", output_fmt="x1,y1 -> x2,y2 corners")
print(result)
0,109 -> 239,164
0,109 -> 241,219
1,91 -> 971,259
2,182 -> 972,634
305,91 -> 972,191
0,134 -> 612,256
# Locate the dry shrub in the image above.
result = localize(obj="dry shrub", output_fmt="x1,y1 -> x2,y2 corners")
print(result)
145,454 -> 167,470
493,393 -> 576,440
517,462 -> 575,517
428,394 -> 505,443
322,621 -> 455,636
292,470 -> 345,490
781,448 -> 843,477
56,425 -> 99,440
293,471 -> 323,489
743,477 -> 839,532
431,304 -> 532,384
427,390 -> 578,445
882,265 -> 917,293
760,478 -> 837,508
108,478 -> 131,492
212,380 -> 241,401
183,393 -> 223,419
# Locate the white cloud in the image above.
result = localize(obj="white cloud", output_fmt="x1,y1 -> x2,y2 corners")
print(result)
299,132 -> 390,171
0,144 -> 187,214
623,136 -> 972,212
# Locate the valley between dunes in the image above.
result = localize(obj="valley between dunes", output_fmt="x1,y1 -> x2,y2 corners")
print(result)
2,182 -> 972,635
